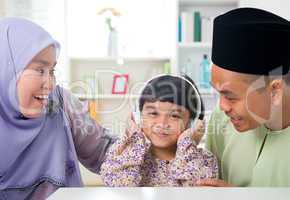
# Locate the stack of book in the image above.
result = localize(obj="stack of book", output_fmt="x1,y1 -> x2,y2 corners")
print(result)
178,11 -> 213,43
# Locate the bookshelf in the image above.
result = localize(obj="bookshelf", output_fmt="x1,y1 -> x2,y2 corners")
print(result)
174,0 -> 238,122
176,0 -> 239,85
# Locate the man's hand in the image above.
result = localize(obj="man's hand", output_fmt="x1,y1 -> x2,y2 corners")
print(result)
196,179 -> 233,187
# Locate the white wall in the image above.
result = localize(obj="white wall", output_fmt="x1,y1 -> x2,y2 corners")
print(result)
3,0 -> 69,86
67,0 -> 175,58
239,0 -> 290,20
0,0 -> 5,17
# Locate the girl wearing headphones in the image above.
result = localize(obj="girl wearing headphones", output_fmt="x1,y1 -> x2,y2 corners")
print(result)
100,75 -> 218,186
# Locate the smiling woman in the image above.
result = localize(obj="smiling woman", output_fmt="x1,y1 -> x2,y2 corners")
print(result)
17,45 -> 57,118
0,17 -> 116,199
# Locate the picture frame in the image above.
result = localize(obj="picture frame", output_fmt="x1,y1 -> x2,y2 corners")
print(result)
112,74 -> 129,94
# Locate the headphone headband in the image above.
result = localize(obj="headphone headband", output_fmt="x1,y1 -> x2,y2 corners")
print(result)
137,74 -> 204,121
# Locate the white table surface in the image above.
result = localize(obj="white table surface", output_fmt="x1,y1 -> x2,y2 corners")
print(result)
48,187 -> 290,200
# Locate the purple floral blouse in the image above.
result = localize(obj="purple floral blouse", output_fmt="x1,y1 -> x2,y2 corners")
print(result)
100,131 -> 218,186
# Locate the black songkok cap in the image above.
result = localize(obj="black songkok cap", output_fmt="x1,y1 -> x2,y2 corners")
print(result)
212,8 -> 290,75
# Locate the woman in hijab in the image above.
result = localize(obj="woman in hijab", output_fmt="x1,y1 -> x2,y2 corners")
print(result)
0,17 -> 116,199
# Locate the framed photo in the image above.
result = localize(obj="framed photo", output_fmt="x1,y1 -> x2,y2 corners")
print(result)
112,74 -> 129,94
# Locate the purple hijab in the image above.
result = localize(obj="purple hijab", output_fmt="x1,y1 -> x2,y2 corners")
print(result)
0,18 -> 82,191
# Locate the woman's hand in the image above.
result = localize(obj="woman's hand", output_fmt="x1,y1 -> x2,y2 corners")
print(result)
196,179 -> 233,187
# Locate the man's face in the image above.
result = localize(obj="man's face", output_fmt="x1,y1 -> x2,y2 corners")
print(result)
211,64 -> 272,132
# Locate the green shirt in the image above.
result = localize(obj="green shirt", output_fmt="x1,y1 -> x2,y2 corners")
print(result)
206,107 -> 290,186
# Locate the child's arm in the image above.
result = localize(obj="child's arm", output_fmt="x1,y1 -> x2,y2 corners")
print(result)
170,129 -> 219,186
100,131 -> 149,186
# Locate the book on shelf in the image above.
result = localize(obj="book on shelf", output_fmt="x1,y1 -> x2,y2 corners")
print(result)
181,11 -> 194,43
178,11 -> 213,43
88,100 -> 100,122
193,11 -> 201,42
201,16 -> 214,43
178,15 -> 182,42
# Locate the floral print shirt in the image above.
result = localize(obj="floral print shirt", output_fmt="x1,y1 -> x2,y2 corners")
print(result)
100,131 -> 218,186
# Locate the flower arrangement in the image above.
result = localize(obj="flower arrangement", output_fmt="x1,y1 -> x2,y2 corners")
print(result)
97,7 -> 121,32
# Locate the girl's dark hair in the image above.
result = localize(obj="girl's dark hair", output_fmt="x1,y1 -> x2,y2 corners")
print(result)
139,75 -> 204,120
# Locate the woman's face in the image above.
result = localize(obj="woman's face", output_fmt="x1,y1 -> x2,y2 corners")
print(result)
141,101 -> 190,150
17,45 -> 57,118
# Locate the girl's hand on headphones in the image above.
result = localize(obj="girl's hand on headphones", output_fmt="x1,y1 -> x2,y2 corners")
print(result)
178,119 -> 206,145
125,112 -> 141,138
192,119 -> 206,145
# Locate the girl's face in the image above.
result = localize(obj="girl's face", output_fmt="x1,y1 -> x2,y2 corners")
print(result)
141,101 -> 191,150
17,45 -> 57,118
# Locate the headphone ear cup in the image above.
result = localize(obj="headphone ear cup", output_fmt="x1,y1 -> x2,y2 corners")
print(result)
198,94 -> 205,120
133,101 -> 141,125
186,119 -> 195,130
133,110 -> 141,125
191,120 -> 197,130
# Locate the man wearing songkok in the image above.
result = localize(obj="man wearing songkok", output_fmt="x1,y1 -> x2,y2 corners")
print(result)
196,7 -> 290,187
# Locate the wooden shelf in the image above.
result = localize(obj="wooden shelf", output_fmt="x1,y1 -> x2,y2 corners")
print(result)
179,0 -> 238,7
73,93 -> 140,100
178,42 -> 212,49
70,57 -> 171,63
73,89 -> 214,100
